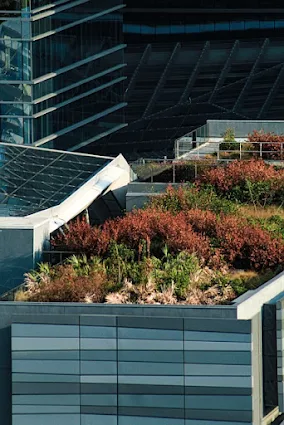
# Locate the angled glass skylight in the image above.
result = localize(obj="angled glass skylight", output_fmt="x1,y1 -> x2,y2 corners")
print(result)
0,143 -> 112,217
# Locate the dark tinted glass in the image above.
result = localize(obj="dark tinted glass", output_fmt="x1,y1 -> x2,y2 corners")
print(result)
0,143 -> 111,216
126,0 -> 284,7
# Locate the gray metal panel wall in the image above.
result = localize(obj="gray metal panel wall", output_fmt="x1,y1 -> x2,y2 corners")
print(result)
0,229 -> 34,293
11,314 -> 253,425
0,300 -> 237,425
80,315 -> 118,425
12,320 -> 80,425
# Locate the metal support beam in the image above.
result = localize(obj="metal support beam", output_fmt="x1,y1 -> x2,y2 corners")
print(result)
193,62 -> 282,105
209,40 -> 239,104
233,38 -> 269,112
257,64 -> 284,119
125,44 -> 152,101
143,42 -> 181,117
179,41 -> 210,104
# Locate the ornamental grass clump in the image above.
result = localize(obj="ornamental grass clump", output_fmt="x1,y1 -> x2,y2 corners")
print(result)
19,256 -> 108,303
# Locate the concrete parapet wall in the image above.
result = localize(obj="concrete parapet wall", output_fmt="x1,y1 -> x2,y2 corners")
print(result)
235,271 -> 284,320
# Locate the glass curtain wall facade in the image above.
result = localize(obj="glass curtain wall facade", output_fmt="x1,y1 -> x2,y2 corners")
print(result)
109,1 -> 284,159
124,1 -> 284,42
0,0 -> 126,151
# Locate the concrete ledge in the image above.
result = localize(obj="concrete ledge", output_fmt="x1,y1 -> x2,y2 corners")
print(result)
235,271 -> 284,320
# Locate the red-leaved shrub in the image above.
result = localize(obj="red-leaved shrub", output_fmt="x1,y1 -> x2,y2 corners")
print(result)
53,210 -> 212,261
184,209 -> 284,269
201,159 -> 283,191
53,207 -> 284,271
52,217 -> 109,256
248,130 -> 284,160
200,159 -> 284,205
27,265 -> 108,303
184,209 -> 217,238
104,208 -> 212,261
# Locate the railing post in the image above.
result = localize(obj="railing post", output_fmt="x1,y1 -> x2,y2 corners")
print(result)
260,143 -> 263,159
173,162 -> 176,183
240,142 -> 242,160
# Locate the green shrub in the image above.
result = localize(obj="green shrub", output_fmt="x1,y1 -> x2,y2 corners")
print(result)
152,248 -> 200,298
230,180 -> 276,206
219,141 -> 240,151
249,215 -> 284,239
105,241 -> 152,286
200,159 -> 284,206
220,128 -> 240,152
229,269 -> 279,296
149,185 -> 238,215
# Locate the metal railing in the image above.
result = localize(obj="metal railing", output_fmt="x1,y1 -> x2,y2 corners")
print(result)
132,141 -> 284,183
42,250 -> 77,265
175,139 -> 284,161
217,142 -> 284,161
131,158 -> 215,183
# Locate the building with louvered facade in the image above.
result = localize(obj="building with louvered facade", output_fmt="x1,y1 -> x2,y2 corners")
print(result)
102,0 -> 284,159
1,1 -> 284,159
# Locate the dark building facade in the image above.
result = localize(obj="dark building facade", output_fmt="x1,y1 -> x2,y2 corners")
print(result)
104,1 -> 284,159
0,0 -> 126,151
1,1 -> 284,158
124,1 -> 284,43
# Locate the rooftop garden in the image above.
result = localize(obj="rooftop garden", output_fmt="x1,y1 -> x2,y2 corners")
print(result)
133,129 -> 284,183
16,159 -> 284,305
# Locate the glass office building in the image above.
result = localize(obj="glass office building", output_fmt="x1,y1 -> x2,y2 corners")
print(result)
106,0 -> 284,158
0,0 -> 126,151
124,0 -> 284,42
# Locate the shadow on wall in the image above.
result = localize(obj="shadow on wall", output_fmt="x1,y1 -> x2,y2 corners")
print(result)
89,185 -> 128,224
271,414 -> 284,424
0,252 -> 34,295
0,248 -> 46,300
0,228 -> 34,294
0,323 -> 11,425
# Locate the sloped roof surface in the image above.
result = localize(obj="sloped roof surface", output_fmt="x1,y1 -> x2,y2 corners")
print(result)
0,143 -> 111,217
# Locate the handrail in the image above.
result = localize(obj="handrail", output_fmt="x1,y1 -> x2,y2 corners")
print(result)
175,139 -> 284,161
